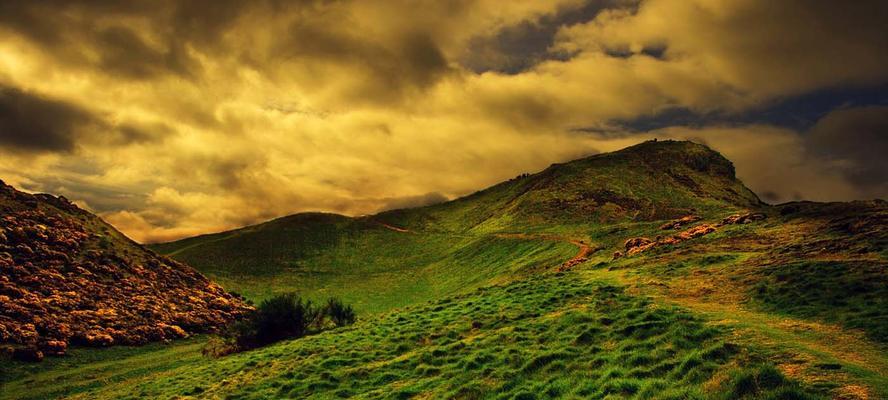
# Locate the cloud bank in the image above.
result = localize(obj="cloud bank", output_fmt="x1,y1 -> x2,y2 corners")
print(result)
0,0 -> 886,242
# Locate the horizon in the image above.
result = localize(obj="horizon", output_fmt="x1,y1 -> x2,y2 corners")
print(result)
1,1 -> 887,242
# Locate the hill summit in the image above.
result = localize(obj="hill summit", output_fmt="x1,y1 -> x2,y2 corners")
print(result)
377,140 -> 762,232
0,181 -> 250,359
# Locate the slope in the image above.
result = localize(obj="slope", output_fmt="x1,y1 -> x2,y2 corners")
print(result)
4,140 -> 887,399
150,140 -> 761,312
376,139 -> 761,233
0,180 -> 250,357
2,273 -> 819,400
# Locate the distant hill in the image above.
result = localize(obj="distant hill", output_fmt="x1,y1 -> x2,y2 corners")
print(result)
376,140 -> 762,232
150,140 -> 766,312
0,180 -> 250,357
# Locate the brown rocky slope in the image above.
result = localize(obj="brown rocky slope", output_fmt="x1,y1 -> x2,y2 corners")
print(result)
0,180 -> 250,359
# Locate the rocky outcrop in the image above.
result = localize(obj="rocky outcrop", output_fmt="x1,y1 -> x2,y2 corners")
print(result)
623,212 -> 766,256
659,215 -> 702,230
675,224 -> 717,240
720,212 -> 766,226
0,180 -> 251,358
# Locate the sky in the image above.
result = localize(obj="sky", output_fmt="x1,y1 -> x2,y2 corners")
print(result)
0,0 -> 887,243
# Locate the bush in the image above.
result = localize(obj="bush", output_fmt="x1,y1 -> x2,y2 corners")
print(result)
206,293 -> 356,356
326,298 -> 356,327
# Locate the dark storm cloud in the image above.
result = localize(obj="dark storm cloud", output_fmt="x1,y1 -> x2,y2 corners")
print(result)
94,26 -> 195,80
275,16 -> 455,103
0,2 -> 189,80
0,85 -> 97,153
0,0 -> 453,91
0,0 -> 257,80
595,84 -> 888,134
462,0 -> 639,74
806,106 -> 888,197
0,85 -> 170,154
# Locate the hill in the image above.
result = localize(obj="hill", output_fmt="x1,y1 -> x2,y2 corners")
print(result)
375,140 -> 762,233
149,140 -> 763,312
3,140 -> 886,399
0,180 -> 250,359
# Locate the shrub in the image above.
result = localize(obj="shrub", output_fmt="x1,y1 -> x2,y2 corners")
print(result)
326,297 -> 356,327
250,293 -> 319,347
206,293 -> 356,356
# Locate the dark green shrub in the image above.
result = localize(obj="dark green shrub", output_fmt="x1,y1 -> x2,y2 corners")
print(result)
246,293 -> 319,347
206,293 -> 357,356
326,297 -> 357,327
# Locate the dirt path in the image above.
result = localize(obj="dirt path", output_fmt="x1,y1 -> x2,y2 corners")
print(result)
494,233 -> 593,271
375,221 -> 411,233
558,240 -> 593,271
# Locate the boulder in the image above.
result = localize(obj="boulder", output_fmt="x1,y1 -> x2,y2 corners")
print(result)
675,224 -> 717,240
624,237 -> 654,251
40,340 -> 67,356
659,215 -> 702,230
83,329 -> 114,347
720,212 -> 766,225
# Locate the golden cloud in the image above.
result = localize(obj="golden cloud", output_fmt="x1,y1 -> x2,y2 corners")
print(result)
0,0 -> 885,242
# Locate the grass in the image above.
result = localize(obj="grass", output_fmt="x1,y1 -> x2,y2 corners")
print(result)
573,210 -> 888,399
751,260 -> 888,343
2,274 -> 818,400
148,141 -> 759,314
5,140 -> 884,399
158,227 -> 577,313
0,337 -> 209,400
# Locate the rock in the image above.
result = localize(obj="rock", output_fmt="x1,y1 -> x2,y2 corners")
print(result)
0,182 -> 252,356
40,340 -> 67,356
659,215 -> 702,230
720,212 -> 766,225
622,223 -> 718,257
675,224 -> 717,240
12,347 -> 43,362
624,237 -> 654,251
83,330 -> 114,347
612,251 -> 623,260
160,323 -> 188,339
558,257 -> 588,271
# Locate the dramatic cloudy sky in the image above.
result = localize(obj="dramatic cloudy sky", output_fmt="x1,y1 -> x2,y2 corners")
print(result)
1,0 -> 887,242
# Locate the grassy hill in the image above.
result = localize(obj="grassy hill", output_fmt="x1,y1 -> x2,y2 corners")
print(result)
147,140 -> 762,312
375,140 -> 761,233
2,274 -> 818,399
3,140 -> 886,399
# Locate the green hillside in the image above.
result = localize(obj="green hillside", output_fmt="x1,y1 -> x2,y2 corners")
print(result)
2,274 -> 818,400
148,140 -> 762,312
376,140 -> 761,233
4,140 -> 886,399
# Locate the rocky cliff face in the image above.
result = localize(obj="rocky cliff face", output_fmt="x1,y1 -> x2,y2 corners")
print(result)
0,181 -> 250,359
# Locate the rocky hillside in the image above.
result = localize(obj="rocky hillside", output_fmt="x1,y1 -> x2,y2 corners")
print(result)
0,181 -> 250,360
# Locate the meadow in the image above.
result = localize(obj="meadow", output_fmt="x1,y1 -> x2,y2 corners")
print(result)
1,273 -> 817,399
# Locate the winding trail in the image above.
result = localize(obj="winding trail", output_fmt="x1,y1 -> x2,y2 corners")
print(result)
493,233 -> 594,271
375,221 -> 411,233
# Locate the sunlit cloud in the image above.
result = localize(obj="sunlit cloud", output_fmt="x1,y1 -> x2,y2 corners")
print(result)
0,0 -> 886,242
